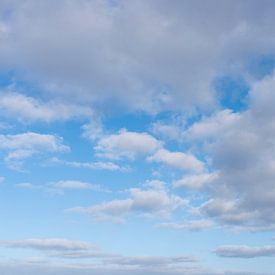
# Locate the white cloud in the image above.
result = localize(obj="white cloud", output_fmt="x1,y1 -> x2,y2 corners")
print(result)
151,122 -> 182,141
0,132 -> 68,152
82,118 -> 104,141
173,172 -> 219,190
0,92 -> 92,122
95,129 -> 161,160
183,110 -> 241,141
50,157 -> 127,172
148,149 -> 204,172
16,180 -> 107,194
0,132 -> 69,169
0,238 -> 94,251
0,237 -> 199,274
68,181 -> 187,222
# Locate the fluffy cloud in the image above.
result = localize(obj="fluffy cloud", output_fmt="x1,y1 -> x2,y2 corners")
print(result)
68,181 -> 187,222
0,132 -> 68,169
170,72 -> 275,231
95,129 -> 161,160
214,245 -> 275,258
148,149 -> 204,172
0,92 -> 92,122
173,172 -> 219,190
183,110 -> 241,142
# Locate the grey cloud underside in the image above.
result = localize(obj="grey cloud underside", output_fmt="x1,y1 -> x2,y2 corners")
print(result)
214,245 -> 275,258
1,0 -> 275,113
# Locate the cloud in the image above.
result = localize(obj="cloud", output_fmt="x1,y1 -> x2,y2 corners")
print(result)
103,255 -> 197,267
0,132 -> 69,169
15,182 -> 42,190
151,121 -> 183,141
2,0 -> 275,114
0,237 -> 200,274
47,180 -> 100,190
0,238 -> 94,251
183,110 -> 241,142
148,149 -> 204,172
214,245 -> 275,258
68,181 -> 187,222
50,157 -> 128,172
0,263 -> 220,275
172,72 -> 275,231
173,172 -> 219,190
158,220 -> 213,231
0,92 -> 92,122
16,180 -> 108,194
95,129 -> 161,160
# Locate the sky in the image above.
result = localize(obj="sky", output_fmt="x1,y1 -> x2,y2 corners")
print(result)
1,0 -> 275,274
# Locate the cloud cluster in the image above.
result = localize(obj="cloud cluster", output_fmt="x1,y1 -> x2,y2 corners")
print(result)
195,73 -> 275,231
1,0 -> 275,114
0,238 -> 197,273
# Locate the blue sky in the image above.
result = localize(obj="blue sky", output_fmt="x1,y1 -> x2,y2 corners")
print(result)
1,1 -> 275,274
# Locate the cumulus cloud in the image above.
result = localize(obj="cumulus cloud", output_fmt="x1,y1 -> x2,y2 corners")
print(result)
172,72 -> 275,231
183,110 -> 241,142
0,92 -> 92,122
148,148 -> 204,172
95,129 -> 161,160
68,181 -> 187,222
173,172 -> 219,190
0,132 -> 69,169
214,245 -> 275,258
